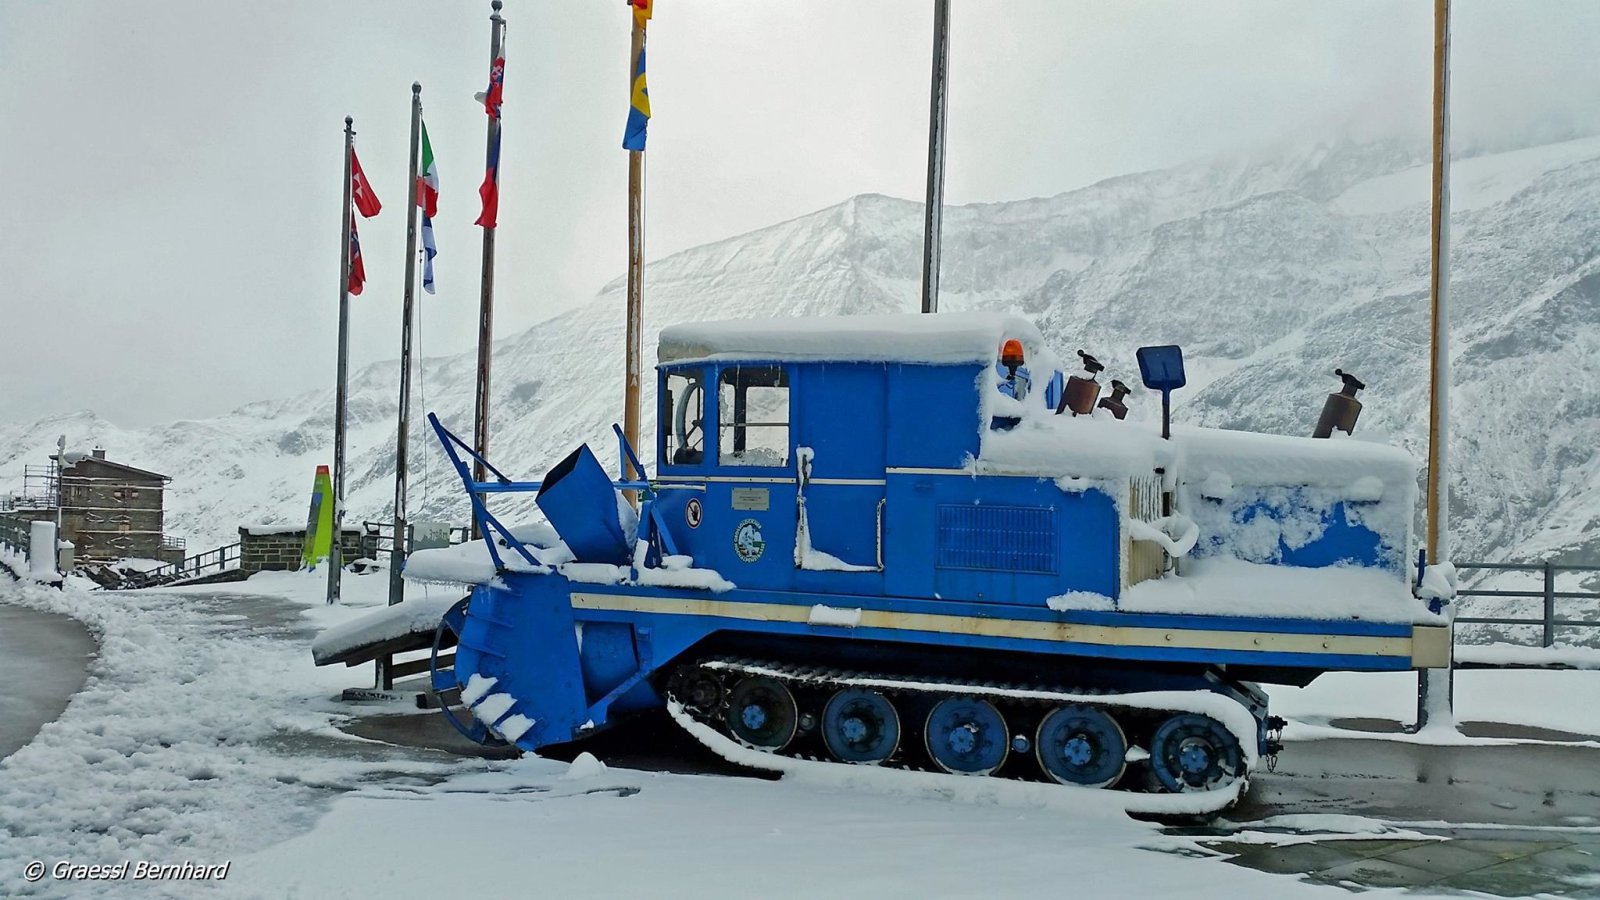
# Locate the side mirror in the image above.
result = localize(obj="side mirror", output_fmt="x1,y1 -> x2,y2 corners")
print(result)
1136,345 -> 1185,439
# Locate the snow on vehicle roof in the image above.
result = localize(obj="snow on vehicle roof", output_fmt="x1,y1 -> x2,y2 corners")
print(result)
657,312 -> 1052,366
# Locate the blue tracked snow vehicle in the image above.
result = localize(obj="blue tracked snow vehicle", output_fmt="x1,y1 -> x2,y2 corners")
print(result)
419,313 -> 1447,808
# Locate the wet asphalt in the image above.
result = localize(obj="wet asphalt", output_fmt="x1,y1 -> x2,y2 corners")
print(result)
0,602 -> 96,762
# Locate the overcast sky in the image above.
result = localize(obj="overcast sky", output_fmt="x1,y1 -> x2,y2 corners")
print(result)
3,0 -> 1599,426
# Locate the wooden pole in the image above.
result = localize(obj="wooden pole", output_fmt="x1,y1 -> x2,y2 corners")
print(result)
920,0 -> 951,315
471,0 -> 505,539
1418,0 -> 1454,729
624,14 -> 646,494
328,117 -> 354,606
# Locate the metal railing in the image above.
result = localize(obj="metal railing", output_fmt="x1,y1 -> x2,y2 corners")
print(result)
358,520 -> 470,561
0,513 -> 29,553
1453,561 -> 1600,648
106,542 -> 242,590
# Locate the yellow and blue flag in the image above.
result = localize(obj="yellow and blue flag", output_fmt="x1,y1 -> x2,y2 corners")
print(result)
622,46 -> 650,151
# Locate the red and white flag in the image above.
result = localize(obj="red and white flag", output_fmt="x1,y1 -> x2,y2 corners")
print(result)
347,218 -> 366,295
350,150 -> 382,218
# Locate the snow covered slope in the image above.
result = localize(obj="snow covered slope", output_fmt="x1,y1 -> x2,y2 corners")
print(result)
4,134 -> 1598,590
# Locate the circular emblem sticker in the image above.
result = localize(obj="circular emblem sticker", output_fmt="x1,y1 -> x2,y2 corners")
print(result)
685,497 -> 703,529
733,518 -> 765,563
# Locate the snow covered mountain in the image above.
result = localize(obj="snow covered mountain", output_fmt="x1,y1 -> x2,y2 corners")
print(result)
4,134 -> 1599,586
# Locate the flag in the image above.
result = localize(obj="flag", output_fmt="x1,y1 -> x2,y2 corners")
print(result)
476,56 -> 505,120
421,215 -> 437,294
476,129 -> 500,228
417,120 -> 439,218
347,217 -> 366,296
350,149 -> 382,218
417,119 -> 438,293
622,46 -> 650,152
630,0 -> 652,29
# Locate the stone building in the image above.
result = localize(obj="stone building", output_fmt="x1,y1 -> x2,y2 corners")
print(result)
53,449 -> 177,563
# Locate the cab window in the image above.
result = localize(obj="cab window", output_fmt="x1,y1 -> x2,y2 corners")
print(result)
718,366 -> 789,467
663,369 -> 706,466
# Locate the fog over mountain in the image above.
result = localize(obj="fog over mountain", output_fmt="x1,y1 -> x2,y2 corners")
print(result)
4,133 -> 1598,582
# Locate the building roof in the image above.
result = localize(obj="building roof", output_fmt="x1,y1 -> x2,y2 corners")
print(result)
657,312 -> 1055,368
54,454 -> 171,484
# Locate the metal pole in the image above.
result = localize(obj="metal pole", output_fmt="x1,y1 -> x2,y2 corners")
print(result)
1543,560 -> 1556,647
623,13 -> 646,495
919,0 -> 951,315
390,84 -> 423,610
1418,0 -> 1453,728
329,116 -> 355,606
470,0 -> 505,540
378,85 -> 424,692
53,435 -> 65,549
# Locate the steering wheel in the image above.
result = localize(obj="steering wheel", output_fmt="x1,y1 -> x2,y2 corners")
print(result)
674,381 -> 705,455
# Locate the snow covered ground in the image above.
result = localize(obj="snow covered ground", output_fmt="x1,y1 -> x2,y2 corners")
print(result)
2,571 -> 1598,898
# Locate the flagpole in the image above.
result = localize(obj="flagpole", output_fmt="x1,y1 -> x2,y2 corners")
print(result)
623,10 -> 646,495
328,116 -> 355,606
470,0 -> 505,539
1418,0 -> 1454,728
390,83 -> 423,598
919,0 -> 951,315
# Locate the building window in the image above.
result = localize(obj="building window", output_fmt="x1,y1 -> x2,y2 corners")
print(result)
718,366 -> 789,467
129,489 -> 140,499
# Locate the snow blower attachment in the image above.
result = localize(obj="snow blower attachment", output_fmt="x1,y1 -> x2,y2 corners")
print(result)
1313,368 -> 1365,438
1058,350 -> 1104,415
413,314 -> 1449,817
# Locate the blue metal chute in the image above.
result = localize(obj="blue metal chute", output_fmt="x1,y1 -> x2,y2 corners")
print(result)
425,413 -> 657,571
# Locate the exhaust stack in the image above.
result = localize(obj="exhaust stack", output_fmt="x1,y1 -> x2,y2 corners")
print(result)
1059,350 -> 1104,416
1097,379 -> 1131,420
1312,369 -> 1365,438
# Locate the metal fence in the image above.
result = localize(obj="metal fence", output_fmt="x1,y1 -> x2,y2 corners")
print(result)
1453,561 -> 1600,648
0,513 -> 29,553
119,542 -> 243,589
358,520 -> 471,560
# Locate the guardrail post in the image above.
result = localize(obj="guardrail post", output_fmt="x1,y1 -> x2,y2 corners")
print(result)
1543,560 -> 1556,648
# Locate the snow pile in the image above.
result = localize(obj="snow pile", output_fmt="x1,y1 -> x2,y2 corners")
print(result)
1046,591 -> 1117,612
808,604 -> 863,627
1121,557 -> 1436,623
1416,562 -> 1458,602
658,312 -> 1051,367
977,411 -> 1171,481
310,593 -> 462,664
224,743 -> 1350,900
1268,668 -> 1600,738
1453,643 -> 1600,670
240,522 -> 308,536
562,751 -> 608,780
0,573 -> 470,896
406,525 -> 733,593
403,534 -> 568,585
1127,514 -> 1199,558
633,555 -> 737,592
